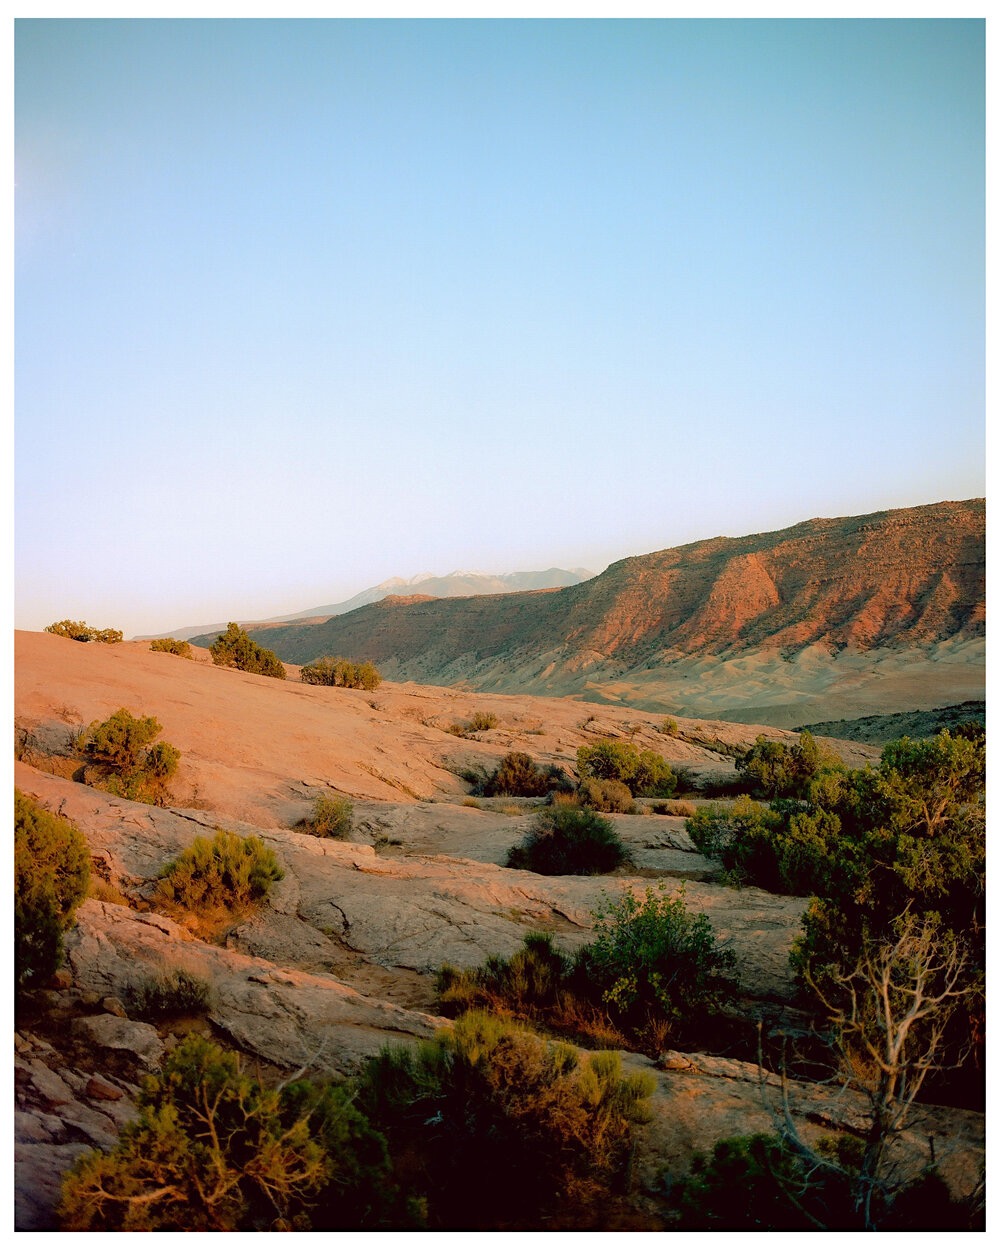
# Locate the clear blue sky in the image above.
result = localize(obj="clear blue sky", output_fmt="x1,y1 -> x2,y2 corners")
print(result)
15,18 -> 985,638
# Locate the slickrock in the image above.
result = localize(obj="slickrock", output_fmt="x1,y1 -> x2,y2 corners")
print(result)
13,622 -> 983,1229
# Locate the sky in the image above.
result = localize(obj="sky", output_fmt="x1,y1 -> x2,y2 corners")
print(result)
14,16 -> 986,639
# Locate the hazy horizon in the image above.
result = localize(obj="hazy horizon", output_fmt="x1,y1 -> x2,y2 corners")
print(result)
16,18 -> 985,639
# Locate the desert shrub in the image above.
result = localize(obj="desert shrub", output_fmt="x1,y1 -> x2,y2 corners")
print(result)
123,969 -> 212,1020
355,1011 -> 654,1230
79,708 -> 180,805
686,796 -> 845,896
697,772 -> 753,798
659,718 -> 679,736
437,934 -> 624,1050
148,638 -> 192,658
671,1132 -> 849,1230
15,790 -> 91,992
59,1033 -> 396,1231
300,656 -> 381,690
577,884 -> 736,1047
156,829 -> 283,915
438,932 -> 572,1019
650,799 -> 697,818
506,806 -> 627,875
736,731 -> 843,800
481,750 -> 567,797
87,709 -> 161,773
302,795 -> 353,839
45,620 -> 122,643
577,739 -> 676,798
577,777 -> 636,814
670,1131 -> 974,1232
210,623 -> 286,679
690,731 -> 985,1098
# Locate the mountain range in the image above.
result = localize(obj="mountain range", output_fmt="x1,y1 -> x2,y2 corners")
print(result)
197,499 -> 984,728
152,568 -> 593,641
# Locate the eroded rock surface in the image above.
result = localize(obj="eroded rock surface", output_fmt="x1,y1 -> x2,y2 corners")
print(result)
13,632 -> 983,1229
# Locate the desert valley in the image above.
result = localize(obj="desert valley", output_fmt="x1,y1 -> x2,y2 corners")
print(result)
13,499 -> 985,1232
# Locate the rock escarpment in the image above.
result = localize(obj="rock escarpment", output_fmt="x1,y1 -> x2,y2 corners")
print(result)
229,500 -> 984,725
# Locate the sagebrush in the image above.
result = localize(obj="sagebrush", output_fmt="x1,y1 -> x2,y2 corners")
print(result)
15,790 -> 91,992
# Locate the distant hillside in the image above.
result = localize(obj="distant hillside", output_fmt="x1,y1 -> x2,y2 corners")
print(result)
165,567 -> 592,643
796,701 -> 985,746
225,500 -> 984,727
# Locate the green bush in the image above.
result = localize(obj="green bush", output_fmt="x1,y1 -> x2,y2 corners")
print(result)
506,806 -> 627,875
736,730 -> 843,799
156,829 -> 283,915
686,795 -> 844,895
123,969 -> 212,1020
659,718 -> 679,736
577,777 -> 636,814
355,1011 -> 654,1230
59,1033 -> 396,1231
45,620 -> 123,643
302,795 -> 353,839
149,638 -> 192,658
578,884 -> 736,1046
577,739 -> 676,797
79,708 -> 180,805
481,751 -> 567,797
15,790 -> 91,992
300,656 -> 381,690
210,623 -> 286,679
466,710 -> 498,732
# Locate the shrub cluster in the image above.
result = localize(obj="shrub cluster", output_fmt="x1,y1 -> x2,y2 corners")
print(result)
15,790 -> 91,992
210,623 -> 286,679
148,638 -> 192,658
60,1033 -> 396,1231
59,1014 -> 653,1232
300,656 -> 381,690
156,829 -> 283,917
78,708 -> 181,805
671,1131 -> 973,1232
45,620 -> 123,643
506,806 -> 627,875
688,730 -> 985,1086
735,730 -> 844,799
439,885 -> 735,1055
355,1011 -> 654,1230
577,739 -> 676,797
